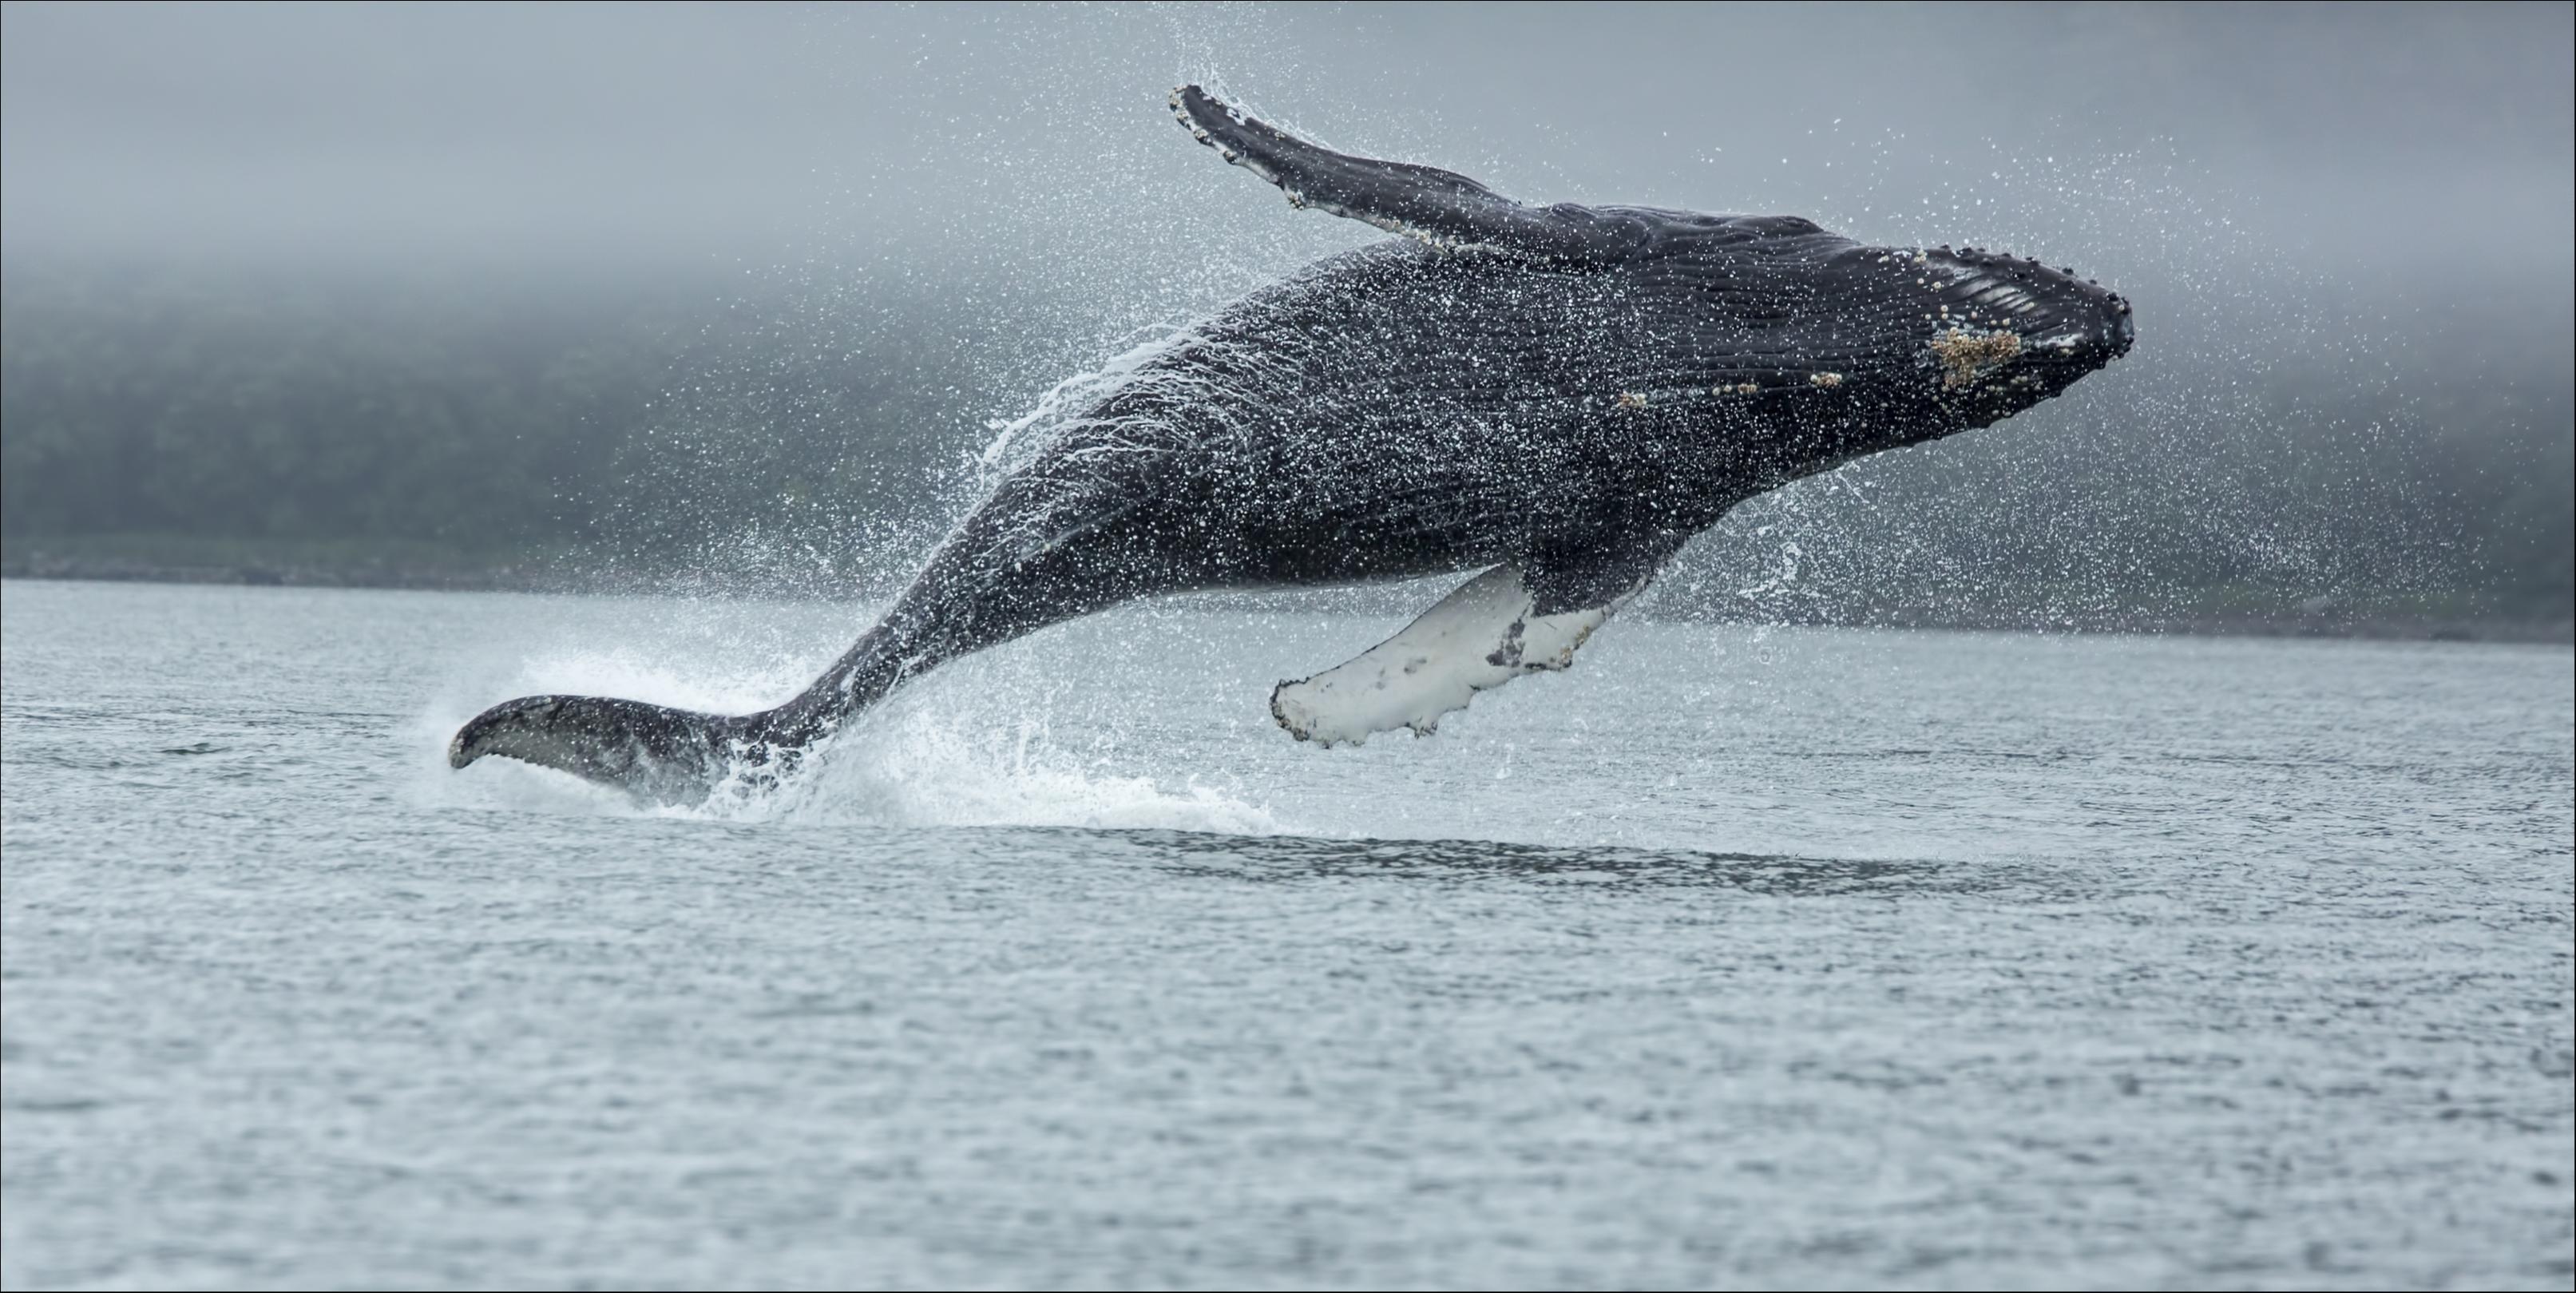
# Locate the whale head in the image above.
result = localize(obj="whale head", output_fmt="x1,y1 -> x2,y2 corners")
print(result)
1894,244 -> 2134,430
1640,218 -> 2134,466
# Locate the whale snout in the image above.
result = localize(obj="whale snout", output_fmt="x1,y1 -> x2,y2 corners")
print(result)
1896,245 -> 2132,423
1923,246 -> 2130,367
2053,272 -> 2134,363
2029,292 -> 2133,368
2043,290 -> 2134,373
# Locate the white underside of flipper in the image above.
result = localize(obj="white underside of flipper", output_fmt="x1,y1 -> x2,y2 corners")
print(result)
1270,564 -> 1639,747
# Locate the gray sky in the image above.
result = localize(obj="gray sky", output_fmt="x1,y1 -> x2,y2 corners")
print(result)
4,1 -> 2568,296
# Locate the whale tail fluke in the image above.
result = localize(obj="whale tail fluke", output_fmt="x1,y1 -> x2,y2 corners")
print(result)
448,693 -> 779,804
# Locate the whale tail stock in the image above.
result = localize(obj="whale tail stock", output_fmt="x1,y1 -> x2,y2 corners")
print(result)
448,513 -> 1142,803
445,693 -> 759,803
446,623 -> 913,804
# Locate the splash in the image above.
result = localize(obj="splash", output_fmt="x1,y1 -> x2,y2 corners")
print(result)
971,323 -> 1195,484
758,703 -> 1290,834
426,597 -> 1292,834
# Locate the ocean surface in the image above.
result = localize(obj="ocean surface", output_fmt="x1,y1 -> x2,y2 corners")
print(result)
2,577 -> 2569,1290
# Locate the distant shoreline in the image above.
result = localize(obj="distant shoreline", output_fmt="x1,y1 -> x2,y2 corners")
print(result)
1,550 -> 565,594
6,555 -> 2566,645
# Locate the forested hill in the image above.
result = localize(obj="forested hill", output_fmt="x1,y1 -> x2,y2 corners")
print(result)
2,256 -> 2568,637
1,259 -> 995,593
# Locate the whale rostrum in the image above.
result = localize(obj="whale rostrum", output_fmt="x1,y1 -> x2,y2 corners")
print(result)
452,85 -> 2134,801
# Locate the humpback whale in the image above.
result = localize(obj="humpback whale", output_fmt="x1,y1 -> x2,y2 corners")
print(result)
452,85 -> 2134,801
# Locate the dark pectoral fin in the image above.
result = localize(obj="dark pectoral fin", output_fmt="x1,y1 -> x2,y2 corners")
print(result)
1525,531 -> 1685,617
1171,85 -> 1636,260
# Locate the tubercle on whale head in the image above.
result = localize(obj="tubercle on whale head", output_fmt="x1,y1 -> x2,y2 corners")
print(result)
1912,245 -> 2132,370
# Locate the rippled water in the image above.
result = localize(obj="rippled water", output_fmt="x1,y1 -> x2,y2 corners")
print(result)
2,578 -> 2570,1290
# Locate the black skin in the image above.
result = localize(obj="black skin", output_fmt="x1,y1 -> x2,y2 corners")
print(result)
452,85 -> 2134,802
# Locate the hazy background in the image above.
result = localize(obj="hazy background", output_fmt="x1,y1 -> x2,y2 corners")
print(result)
3,2 -> 2568,631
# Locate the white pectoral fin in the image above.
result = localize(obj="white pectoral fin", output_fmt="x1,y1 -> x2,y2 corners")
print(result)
1270,563 -> 1636,747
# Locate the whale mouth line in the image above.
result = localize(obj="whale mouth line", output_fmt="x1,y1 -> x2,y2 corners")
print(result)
1952,277 -> 2044,317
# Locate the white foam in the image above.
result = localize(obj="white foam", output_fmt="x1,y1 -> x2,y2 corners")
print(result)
763,704 -> 1290,834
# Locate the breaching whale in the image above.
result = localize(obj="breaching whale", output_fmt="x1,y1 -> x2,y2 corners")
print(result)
452,85 -> 2134,801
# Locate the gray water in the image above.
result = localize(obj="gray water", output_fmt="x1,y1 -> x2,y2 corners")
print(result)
2,578 -> 2569,1290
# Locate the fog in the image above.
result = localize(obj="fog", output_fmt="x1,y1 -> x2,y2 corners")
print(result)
2,2 -> 2568,628
7,4 -> 2568,276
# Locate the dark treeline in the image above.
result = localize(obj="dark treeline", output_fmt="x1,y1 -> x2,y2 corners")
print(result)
0,259 -> 997,588
2,256 -> 2568,633
4,264 -> 666,557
